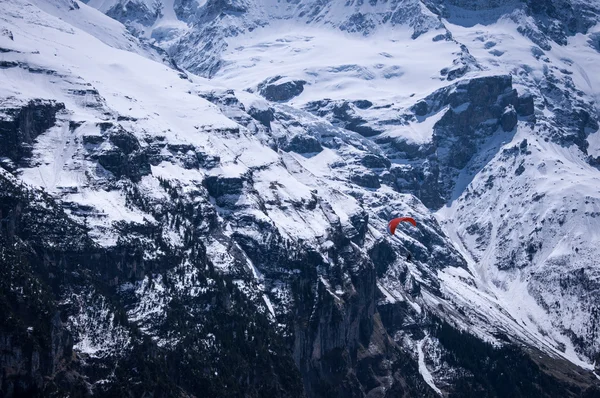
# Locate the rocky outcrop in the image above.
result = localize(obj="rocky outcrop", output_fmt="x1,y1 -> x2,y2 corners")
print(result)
248,106 -> 275,129
305,100 -> 382,137
230,212 -> 439,397
0,99 -> 65,165
350,171 -> 381,189
293,260 -> 436,398
284,135 -> 324,154
426,0 -> 600,51
501,105 -> 518,132
360,154 -> 390,169
203,175 -> 245,206
384,75 -> 534,208
0,28 -> 13,41
96,148 -> 151,181
516,93 -> 535,116
524,0 -> 599,45
106,0 -> 157,31
259,77 -> 307,102
82,123 -> 152,182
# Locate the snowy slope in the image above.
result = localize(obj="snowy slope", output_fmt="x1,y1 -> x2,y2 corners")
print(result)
1,0 -> 234,245
434,10 -> 600,364
203,0 -> 600,374
214,26 -> 457,104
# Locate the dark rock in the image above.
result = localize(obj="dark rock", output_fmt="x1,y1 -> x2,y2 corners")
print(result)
423,75 -> 516,119
67,88 -> 100,97
0,60 -> 18,68
196,152 -> 221,169
519,139 -> 529,153
388,139 -> 434,160
96,121 -> 113,133
589,155 -> 600,168
394,163 -> 445,208
68,120 -> 84,131
348,210 -> 369,243
360,154 -> 390,169
82,134 -> 104,145
516,93 -> 535,116
0,99 -> 65,163
345,122 -> 381,137
525,0 -> 598,46
85,124 -> 150,181
531,46 -> 547,59
182,151 -> 199,169
200,89 -> 243,108
432,32 -> 450,42
117,115 -> 138,122
199,0 -> 248,17
96,148 -> 151,182
284,135 -> 323,154
446,65 -> 469,80
203,175 -> 244,197
350,172 -> 380,189
0,157 -> 15,171
167,143 -> 195,153
96,149 -> 124,175
109,129 -> 140,154
413,100 -> 429,116
447,138 -> 478,169
501,106 -> 518,132
353,100 -> 373,109
551,108 -> 598,153
1,28 -> 13,41
287,243 -> 435,398
305,100 -> 382,137
339,12 -> 377,34
384,75 -> 527,208
248,106 -> 274,129
106,0 -> 156,27
368,240 -> 397,277
258,76 -> 306,102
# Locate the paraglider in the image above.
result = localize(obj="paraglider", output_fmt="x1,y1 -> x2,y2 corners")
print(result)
387,217 -> 417,262
387,217 -> 417,235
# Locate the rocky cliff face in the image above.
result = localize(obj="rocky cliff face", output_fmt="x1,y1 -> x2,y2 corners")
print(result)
0,99 -> 66,167
3,0 -> 600,397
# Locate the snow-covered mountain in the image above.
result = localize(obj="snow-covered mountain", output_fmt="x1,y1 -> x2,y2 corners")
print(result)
2,0 -> 600,396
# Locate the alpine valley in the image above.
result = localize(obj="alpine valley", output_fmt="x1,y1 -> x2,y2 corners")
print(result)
2,0 -> 600,396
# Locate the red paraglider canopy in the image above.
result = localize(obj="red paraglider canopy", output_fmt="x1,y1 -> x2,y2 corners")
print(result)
387,217 -> 417,235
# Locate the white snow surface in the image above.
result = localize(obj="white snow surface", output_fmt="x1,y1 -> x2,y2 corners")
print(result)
417,334 -> 442,396
430,12 -> 600,368
1,0 -> 239,245
214,25 -> 457,105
